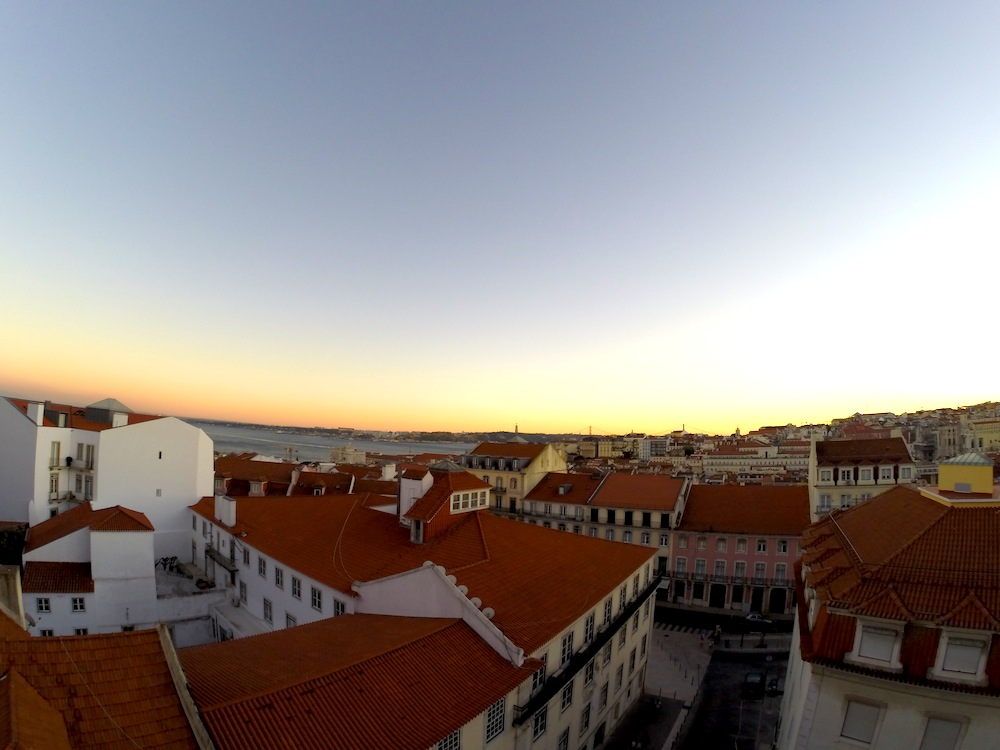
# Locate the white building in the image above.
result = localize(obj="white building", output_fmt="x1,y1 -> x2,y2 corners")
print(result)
0,397 -> 213,558
189,462 -> 658,749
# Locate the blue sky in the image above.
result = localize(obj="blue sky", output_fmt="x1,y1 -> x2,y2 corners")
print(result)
2,2 -> 998,433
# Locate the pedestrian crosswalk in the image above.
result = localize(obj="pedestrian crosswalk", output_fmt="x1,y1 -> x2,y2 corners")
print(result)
654,622 -> 701,634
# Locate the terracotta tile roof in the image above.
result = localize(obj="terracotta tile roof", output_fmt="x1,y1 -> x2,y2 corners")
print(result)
22,562 -> 94,594
0,669 -> 74,750
468,442 -> 546,459
180,614 -> 536,750
25,503 -> 153,553
801,484 -> 1000,625
524,472 -> 604,503
590,473 -> 686,511
5,398 -> 162,431
678,485 -> 810,535
814,437 -> 911,465
215,455 -> 297,495
191,495 -> 654,654
352,478 -> 397,495
0,629 -> 200,748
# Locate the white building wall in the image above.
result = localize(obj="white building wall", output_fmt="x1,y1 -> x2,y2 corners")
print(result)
90,531 -> 158,630
27,591 -> 95,636
0,399 -> 40,522
95,417 -> 213,558
23,528 -> 90,563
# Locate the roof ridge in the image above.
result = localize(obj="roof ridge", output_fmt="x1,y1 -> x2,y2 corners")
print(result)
935,591 -> 999,629
875,501 -> 952,573
448,512 -> 492,575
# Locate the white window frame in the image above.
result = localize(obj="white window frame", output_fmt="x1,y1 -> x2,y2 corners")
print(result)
437,729 -> 461,750
531,706 -> 547,740
929,630 -> 989,685
847,621 -> 903,671
918,716 -> 964,750
840,699 -> 883,744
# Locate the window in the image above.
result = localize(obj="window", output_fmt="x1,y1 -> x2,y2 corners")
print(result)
756,539 -> 767,553
675,557 -> 687,575
599,682 -> 609,710
632,574 -> 639,598
510,478 -> 517,490
334,599 -> 346,616
629,647 -> 636,674
72,597 -> 85,612
615,664 -> 623,690
544,503 -> 552,515
659,533 -> 669,546
239,581 -> 247,602
619,584 -> 627,611
603,598 -> 612,627
697,536 -> 706,550
734,561 -> 746,581
678,535 -> 688,549
618,628 -> 626,649
485,696 -> 505,742
901,467 -> 912,480
602,643 -> 611,666
589,528 -> 598,538
74,628 -> 88,635
560,631 -> 574,666
437,730 -> 461,750
840,468 -> 853,482
580,703 -> 591,735
840,701 -> 880,743
819,469 -> 832,482
584,613 -> 595,643
49,473 -> 58,494
774,563 -> 787,583
532,655 -> 547,692
716,537 -> 727,552
292,577 -> 301,599
532,706 -> 547,740
931,634 -> 988,681
840,494 -> 852,509
860,468 -> 872,481
575,506 -> 584,520
753,562 -> 766,582
694,559 -> 706,579
606,509 -> 616,524
643,599 -> 650,620
263,598 -> 272,623
714,560 -> 726,579
856,625 -> 898,663
918,718 -> 963,750
880,466 -> 893,480
40,629 -> 54,637
258,557 -> 267,577
275,567 -> 284,589
623,530 -> 633,543
286,613 -> 297,628
641,634 -> 647,656
819,494 -> 832,511
242,548 -> 250,566
736,538 -> 747,553
192,515 -> 197,530
560,682 -> 573,711
632,612 -> 639,633
557,728 -> 569,750
310,587 -> 322,611
778,539 -> 788,554
605,529 -> 615,541
584,659 -> 594,685
36,598 -> 50,614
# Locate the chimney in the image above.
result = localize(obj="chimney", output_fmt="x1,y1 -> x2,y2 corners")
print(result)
214,495 -> 237,527
26,402 -> 44,426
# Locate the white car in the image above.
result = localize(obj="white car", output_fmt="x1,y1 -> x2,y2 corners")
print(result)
745,613 -> 772,625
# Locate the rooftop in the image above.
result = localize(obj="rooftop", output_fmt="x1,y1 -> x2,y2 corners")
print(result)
814,437 -> 911,465
678,485 -> 810,535
590,473 -> 687,511
179,614 -> 537,750
25,502 -> 153,553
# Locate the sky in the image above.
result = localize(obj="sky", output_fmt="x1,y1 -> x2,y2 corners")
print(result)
2,3 -> 998,435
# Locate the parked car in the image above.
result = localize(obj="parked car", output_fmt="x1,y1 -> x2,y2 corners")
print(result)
741,672 -> 765,700
745,612 -> 772,626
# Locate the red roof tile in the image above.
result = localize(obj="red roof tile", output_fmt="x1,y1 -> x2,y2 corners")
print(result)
678,485 -> 810,535
191,495 -> 654,654
524,472 -> 604,503
590,473 -> 686,511
0,669 -> 74,750
25,503 -> 153,552
0,629 -> 200,748
22,562 -> 94,594
469,442 -> 546,459
815,437 -> 911,465
180,615 -> 538,750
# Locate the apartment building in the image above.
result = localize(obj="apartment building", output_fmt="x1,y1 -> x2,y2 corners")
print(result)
669,485 -> 810,616
0,397 -> 213,558
461,441 -> 568,513
701,440 -> 809,479
778,466 -> 1000,749
189,462 -> 657,749
808,436 -> 915,521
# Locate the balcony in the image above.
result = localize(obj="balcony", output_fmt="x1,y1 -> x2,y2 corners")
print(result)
512,574 -> 661,726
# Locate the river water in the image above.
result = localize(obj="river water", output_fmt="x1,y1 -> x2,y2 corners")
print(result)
186,420 -> 476,463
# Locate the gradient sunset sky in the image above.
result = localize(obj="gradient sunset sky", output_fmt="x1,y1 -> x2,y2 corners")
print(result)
2,3 -> 997,435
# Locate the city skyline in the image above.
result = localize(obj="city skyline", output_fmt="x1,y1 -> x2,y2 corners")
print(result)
3,3 -> 998,434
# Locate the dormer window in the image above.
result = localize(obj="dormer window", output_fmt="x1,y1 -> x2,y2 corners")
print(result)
846,621 -> 902,672
929,631 -> 989,686
819,469 -> 832,482
250,481 -> 263,496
